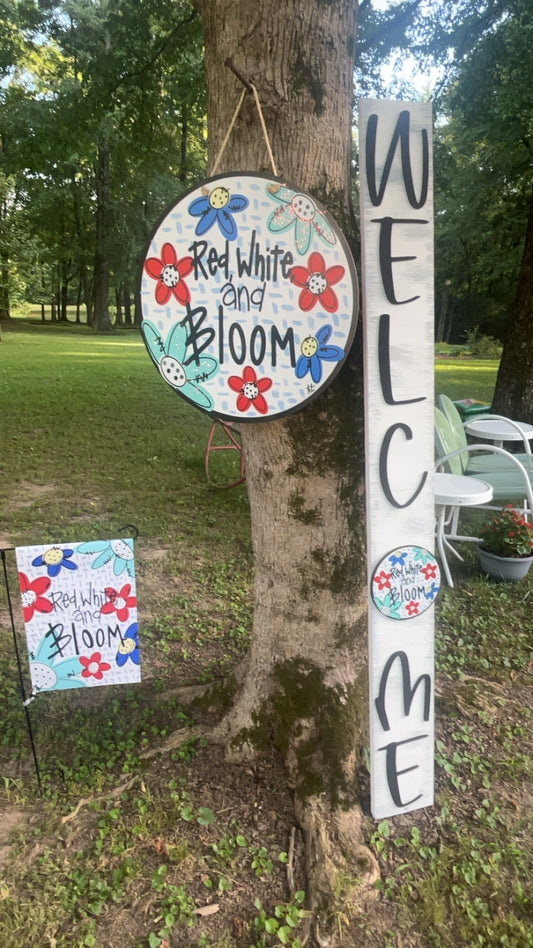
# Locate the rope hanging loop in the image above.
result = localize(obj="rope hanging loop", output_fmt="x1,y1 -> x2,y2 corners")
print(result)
212,60 -> 278,178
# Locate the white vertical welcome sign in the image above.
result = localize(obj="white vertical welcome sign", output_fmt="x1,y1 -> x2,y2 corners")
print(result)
359,100 -> 436,818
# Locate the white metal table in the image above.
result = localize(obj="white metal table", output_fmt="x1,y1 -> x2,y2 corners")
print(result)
434,472 -> 493,587
464,417 -> 533,450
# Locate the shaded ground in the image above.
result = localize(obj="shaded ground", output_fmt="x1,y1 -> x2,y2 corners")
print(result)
0,483 -> 531,947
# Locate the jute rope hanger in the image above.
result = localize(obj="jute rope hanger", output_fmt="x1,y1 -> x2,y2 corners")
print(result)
211,58 -> 279,178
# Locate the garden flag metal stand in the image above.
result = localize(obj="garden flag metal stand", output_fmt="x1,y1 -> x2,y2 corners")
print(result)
1,547 -> 43,794
1,526 -> 140,793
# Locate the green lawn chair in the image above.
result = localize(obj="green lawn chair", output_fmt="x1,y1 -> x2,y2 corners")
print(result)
435,407 -> 533,515
438,393 -> 533,474
434,408 -> 533,580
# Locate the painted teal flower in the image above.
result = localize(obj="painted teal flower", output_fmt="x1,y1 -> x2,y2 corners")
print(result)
28,635 -> 85,693
31,546 -> 78,577
374,592 -> 403,619
413,547 -> 434,565
142,319 -> 218,412
76,538 -> 135,578
266,183 -> 336,255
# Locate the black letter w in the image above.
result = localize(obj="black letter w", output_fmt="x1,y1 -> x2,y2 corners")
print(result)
365,110 -> 429,209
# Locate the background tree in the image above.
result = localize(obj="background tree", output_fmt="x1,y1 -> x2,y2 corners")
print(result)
193,0 -> 377,936
432,0 -> 532,351
0,0 -> 206,328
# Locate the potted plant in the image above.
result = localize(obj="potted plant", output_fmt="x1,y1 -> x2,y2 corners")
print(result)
478,505 -> 533,581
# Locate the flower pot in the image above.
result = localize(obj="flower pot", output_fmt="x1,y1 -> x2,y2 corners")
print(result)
478,545 -> 533,582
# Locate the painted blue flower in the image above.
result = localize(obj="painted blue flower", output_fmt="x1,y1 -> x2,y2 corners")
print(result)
188,185 -> 248,240
142,319 -> 218,412
31,546 -> 78,577
28,634 -> 85,693
424,582 -> 440,601
295,325 -> 344,384
116,622 -> 140,667
389,551 -> 408,567
77,538 -> 135,578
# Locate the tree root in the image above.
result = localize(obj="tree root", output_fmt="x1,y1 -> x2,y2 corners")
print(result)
295,795 -> 380,947
139,724 -> 205,759
61,726 -> 205,824
61,774 -> 141,824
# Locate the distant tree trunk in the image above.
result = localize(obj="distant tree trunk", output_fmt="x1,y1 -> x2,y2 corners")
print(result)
0,194 -> 10,324
115,287 -> 123,326
134,291 -> 142,327
0,257 -> 9,322
0,239 -> 10,322
93,136 -> 113,332
75,280 -> 82,323
60,274 -> 68,321
123,286 -> 132,326
80,270 -> 93,326
492,190 -> 533,419
444,298 -> 455,344
436,280 -> 451,343
195,0 -> 376,939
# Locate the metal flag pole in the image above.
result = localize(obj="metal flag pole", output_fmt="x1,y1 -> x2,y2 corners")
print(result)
1,548 -> 43,796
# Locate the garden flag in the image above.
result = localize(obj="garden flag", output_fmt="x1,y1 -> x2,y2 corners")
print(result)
15,538 -> 140,695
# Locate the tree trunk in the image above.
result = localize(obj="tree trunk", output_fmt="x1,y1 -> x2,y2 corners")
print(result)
115,286 -> 123,327
492,190 -> 533,420
60,273 -> 68,321
0,248 -> 11,320
0,199 -> 10,323
93,136 -> 113,332
123,286 -> 132,326
195,0 -> 377,938
0,258 -> 9,322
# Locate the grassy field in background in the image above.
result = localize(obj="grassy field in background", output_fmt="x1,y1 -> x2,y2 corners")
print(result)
0,320 -> 531,948
435,357 -> 498,405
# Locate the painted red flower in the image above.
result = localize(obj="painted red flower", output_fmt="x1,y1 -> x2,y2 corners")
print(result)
100,584 -> 137,622
373,570 -> 392,591
144,243 -> 193,306
19,572 -> 53,622
289,251 -> 344,312
228,366 -> 272,414
421,563 -> 438,580
406,601 -> 420,616
79,652 -> 111,680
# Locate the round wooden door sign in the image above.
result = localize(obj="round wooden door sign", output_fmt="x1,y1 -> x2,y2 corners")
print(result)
371,546 -> 441,620
138,173 -> 358,422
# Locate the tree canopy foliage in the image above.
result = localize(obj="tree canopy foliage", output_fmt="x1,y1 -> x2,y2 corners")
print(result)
0,0 -> 531,345
0,0 -> 206,326
356,0 -> 533,345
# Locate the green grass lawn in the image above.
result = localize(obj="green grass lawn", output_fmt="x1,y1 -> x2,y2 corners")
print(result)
0,322 -> 530,948
1,321 -> 251,545
435,357 -> 498,405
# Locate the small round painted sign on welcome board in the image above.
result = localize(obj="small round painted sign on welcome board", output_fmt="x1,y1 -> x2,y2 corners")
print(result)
137,173 -> 358,422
